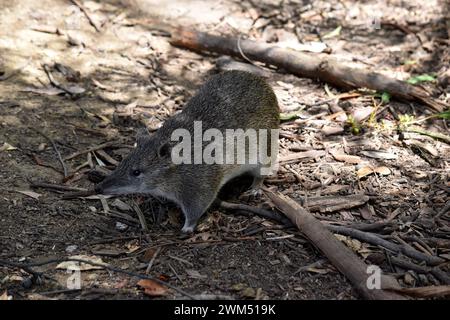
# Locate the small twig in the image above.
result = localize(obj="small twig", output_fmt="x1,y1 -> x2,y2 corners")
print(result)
237,35 -> 256,66
0,258 -> 195,299
294,259 -> 329,275
168,263 -> 185,286
30,181 -> 86,192
38,288 -> 81,296
61,190 -> 96,199
31,128 -> 68,178
64,141 -> 130,161
42,64 -> 74,96
131,200 -> 149,231
145,247 -> 162,274
88,236 -> 142,246
219,200 -> 293,226
70,0 -> 101,32
30,25 -> 62,35
346,221 -> 393,232
168,255 -> 194,267
107,209 -> 140,225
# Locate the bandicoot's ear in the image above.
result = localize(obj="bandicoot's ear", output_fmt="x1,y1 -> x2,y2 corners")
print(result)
136,128 -> 150,146
157,142 -> 171,159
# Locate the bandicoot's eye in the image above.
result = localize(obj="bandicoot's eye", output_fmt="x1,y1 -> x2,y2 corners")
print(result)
132,169 -> 141,177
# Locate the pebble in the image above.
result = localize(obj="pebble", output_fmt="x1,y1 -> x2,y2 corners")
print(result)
116,222 -> 128,231
65,245 -> 78,253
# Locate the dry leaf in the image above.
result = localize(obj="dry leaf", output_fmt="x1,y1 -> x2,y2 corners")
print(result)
359,205 -> 374,220
352,106 -> 374,122
65,85 -> 85,94
332,152 -> 362,164
137,279 -> 168,297
56,255 -> 107,271
357,166 -> 374,178
186,269 -> 207,279
125,240 -> 141,253
186,231 -> 213,242
321,125 -> 344,136
22,86 -> 65,96
241,287 -> 256,298
140,248 -> 157,263
306,267 -> 330,274
374,166 -> 391,175
111,199 -> 132,211
17,190 -> 41,200
0,290 -> 12,300
0,142 -> 17,152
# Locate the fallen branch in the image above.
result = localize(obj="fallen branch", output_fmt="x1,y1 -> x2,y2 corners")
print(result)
219,200 -> 292,226
263,189 -> 405,299
390,257 -> 450,285
386,285 -> 450,298
221,200 -> 393,233
327,225 -> 445,266
170,28 -> 445,112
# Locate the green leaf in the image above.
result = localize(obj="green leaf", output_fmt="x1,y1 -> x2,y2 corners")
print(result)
403,60 -> 416,65
407,74 -> 436,85
280,112 -> 300,121
436,110 -> 450,120
381,92 -> 391,104
323,26 -> 342,39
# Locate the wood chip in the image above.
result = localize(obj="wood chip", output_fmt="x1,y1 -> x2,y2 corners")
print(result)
279,150 -> 326,163
360,150 -> 397,160
331,152 -> 362,164
305,194 -> 370,213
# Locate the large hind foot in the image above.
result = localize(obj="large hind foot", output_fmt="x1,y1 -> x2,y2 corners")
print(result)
239,176 -> 264,202
181,222 -> 195,234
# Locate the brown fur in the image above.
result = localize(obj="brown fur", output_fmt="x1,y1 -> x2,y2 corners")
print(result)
95,70 -> 280,232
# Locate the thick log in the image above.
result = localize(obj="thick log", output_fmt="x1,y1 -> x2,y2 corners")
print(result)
170,28 -> 445,112
264,189 -> 406,300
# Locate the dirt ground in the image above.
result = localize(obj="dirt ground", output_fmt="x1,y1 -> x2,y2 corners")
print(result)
0,0 -> 449,300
